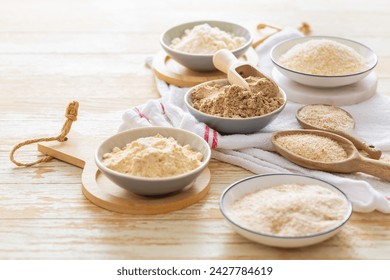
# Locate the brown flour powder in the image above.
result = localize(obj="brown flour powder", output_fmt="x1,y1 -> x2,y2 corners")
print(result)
191,76 -> 283,118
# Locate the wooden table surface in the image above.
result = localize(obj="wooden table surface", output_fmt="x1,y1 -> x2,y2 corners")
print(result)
1,0 -> 390,259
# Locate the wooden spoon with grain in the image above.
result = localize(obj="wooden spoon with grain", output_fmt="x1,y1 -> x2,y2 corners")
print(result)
296,104 -> 382,160
212,49 -> 279,91
272,129 -> 390,181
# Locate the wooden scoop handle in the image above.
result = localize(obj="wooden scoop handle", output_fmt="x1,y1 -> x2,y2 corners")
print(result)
213,49 -> 250,90
336,130 -> 382,159
356,157 -> 390,181
213,49 -> 238,74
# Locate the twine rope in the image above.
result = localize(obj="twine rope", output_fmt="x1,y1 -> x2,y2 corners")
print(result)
253,22 -> 311,48
9,101 -> 79,167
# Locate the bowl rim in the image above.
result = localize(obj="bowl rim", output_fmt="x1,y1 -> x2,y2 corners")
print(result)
160,20 -> 254,57
270,35 -> 378,78
184,79 -> 287,121
219,173 -> 353,240
95,127 -> 211,182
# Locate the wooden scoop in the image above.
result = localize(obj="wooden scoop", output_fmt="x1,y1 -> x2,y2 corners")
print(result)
213,49 -> 278,90
296,105 -> 382,160
272,129 -> 390,181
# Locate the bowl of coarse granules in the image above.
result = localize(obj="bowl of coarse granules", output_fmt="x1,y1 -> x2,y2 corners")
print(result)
184,78 -> 287,134
220,174 -> 352,248
271,36 -> 377,88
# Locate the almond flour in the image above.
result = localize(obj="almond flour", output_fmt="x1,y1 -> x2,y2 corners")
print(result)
298,105 -> 355,131
191,76 -> 283,118
229,184 -> 349,237
170,23 -> 246,54
275,133 -> 348,162
102,134 -> 203,178
279,39 -> 368,76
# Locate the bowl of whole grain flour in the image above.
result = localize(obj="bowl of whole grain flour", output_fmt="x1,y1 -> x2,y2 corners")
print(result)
220,174 -> 352,248
185,78 -> 287,134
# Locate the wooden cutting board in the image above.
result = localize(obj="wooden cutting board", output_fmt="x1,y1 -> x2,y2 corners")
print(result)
37,132 -> 211,214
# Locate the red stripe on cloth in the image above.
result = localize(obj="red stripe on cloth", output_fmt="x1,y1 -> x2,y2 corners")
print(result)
204,125 -> 210,143
134,107 -> 151,123
160,102 -> 165,113
211,129 -> 218,148
386,196 -> 390,201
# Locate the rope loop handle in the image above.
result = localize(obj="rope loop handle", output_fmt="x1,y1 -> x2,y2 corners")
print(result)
252,22 -> 311,48
9,101 -> 79,167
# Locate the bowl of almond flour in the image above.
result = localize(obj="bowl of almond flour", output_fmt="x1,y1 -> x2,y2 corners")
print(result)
160,21 -> 252,71
271,36 -> 377,87
185,77 -> 287,134
220,174 -> 352,248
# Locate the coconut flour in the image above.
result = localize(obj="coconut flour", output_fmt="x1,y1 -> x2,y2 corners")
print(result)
170,24 -> 246,54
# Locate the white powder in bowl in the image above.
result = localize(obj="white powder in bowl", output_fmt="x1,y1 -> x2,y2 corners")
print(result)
170,23 -> 246,54
228,184 -> 349,237
278,39 -> 368,76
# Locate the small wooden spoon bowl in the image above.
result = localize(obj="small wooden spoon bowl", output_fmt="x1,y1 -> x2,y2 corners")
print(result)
272,129 -> 390,181
296,105 -> 382,160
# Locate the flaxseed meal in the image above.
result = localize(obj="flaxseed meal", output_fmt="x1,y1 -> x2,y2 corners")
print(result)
275,133 -> 348,162
229,184 -> 349,236
191,76 -> 283,118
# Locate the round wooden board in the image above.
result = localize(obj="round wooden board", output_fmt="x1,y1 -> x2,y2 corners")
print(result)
81,163 -> 211,214
153,48 -> 259,87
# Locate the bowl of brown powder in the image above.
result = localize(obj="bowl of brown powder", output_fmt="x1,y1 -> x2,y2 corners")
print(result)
185,77 -> 287,134
271,36 -> 377,87
220,174 -> 352,248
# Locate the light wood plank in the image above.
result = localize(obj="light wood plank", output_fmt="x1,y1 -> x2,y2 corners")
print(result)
1,0 -> 390,259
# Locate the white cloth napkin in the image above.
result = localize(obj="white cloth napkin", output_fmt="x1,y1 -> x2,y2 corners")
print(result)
120,28 -> 390,213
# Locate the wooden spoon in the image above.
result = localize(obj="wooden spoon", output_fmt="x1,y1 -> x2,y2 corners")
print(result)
272,129 -> 390,181
296,104 -> 382,160
213,49 -> 278,91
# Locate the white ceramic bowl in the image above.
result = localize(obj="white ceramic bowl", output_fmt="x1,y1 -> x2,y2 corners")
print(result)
185,79 -> 287,135
160,20 -> 253,72
271,36 -> 378,88
95,127 -> 211,196
220,174 -> 352,248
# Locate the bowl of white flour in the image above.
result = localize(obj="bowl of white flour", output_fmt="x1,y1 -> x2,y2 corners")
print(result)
220,174 -> 352,248
160,20 -> 253,71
